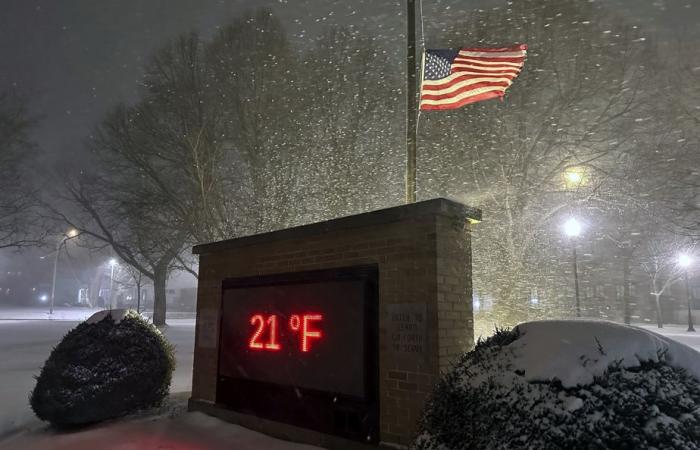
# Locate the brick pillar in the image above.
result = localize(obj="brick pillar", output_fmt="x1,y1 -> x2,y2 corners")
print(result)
189,198 -> 480,449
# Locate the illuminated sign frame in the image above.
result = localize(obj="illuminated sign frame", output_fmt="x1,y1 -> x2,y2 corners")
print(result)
216,265 -> 379,443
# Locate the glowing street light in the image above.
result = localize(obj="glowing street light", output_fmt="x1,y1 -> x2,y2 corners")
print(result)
49,229 -> 79,315
563,166 -> 587,189
562,217 -> 583,317
563,217 -> 582,238
678,253 -> 695,332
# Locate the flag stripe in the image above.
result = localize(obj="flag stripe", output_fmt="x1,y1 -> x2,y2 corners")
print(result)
423,71 -> 516,87
422,76 -> 514,94
421,81 -> 512,100
460,44 -> 528,52
458,50 -> 526,58
451,65 -> 520,75
421,85 -> 506,106
420,44 -> 526,110
454,57 -> 525,66
421,89 -> 505,110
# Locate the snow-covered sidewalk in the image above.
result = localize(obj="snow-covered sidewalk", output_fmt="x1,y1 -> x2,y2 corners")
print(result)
0,307 -> 196,325
1,404 -> 323,450
0,307 -> 101,322
637,323 -> 700,353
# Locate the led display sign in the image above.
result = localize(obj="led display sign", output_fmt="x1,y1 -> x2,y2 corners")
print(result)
216,265 -> 379,442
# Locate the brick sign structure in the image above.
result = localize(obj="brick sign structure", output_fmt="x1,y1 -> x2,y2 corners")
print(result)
188,198 -> 480,449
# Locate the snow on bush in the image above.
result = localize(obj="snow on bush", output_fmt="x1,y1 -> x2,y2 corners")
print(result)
30,309 -> 175,428
415,321 -> 700,450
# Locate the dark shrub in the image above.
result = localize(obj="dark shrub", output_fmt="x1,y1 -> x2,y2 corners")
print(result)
415,326 -> 700,450
30,310 -> 175,427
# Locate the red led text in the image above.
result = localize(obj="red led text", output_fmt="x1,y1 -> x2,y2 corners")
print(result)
248,313 -> 324,353
249,314 -> 281,351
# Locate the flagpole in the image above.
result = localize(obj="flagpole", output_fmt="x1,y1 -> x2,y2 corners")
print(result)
405,0 -> 417,204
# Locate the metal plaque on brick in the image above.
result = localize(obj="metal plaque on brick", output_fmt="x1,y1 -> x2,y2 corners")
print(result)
387,303 -> 427,362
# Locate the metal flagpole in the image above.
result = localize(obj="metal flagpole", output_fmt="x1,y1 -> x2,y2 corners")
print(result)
405,0 -> 417,203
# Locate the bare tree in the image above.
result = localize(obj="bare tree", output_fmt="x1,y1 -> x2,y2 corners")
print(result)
204,9 -> 300,233
141,32 -> 242,244
641,237 -> 689,328
44,32 -> 212,325
203,14 -> 401,232
0,92 -> 40,248
658,40 -> 700,235
421,0 -> 654,326
292,28 -> 402,221
48,166 -> 191,325
42,15 -> 289,324
109,260 -> 150,313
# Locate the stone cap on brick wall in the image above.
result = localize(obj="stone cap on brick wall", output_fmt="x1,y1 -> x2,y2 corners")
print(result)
192,197 -> 481,255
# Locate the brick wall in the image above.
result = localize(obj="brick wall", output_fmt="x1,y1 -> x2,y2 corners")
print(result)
190,199 -> 476,447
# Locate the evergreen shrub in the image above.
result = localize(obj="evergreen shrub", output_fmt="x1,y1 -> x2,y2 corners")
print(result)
30,310 -> 175,427
415,327 -> 700,450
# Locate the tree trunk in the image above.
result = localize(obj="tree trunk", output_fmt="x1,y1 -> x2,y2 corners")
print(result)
654,294 -> 663,328
89,270 -> 102,308
153,267 -> 167,326
651,277 -> 663,328
623,254 -> 631,325
136,281 -> 142,314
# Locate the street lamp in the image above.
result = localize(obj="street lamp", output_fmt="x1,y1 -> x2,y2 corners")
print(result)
108,258 -> 118,310
49,229 -> 78,315
563,166 -> 588,190
678,253 -> 695,332
563,217 -> 582,318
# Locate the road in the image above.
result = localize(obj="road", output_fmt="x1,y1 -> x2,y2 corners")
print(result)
0,319 -> 194,436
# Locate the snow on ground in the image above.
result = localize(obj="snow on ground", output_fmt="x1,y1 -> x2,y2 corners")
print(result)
0,318 -> 194,437
0,306 -> 196,324
3,313 -> 700,449
638,323 -> 700,340
0,306 -> 101,322
85,308 -> 134,324
1,407 -> 323,450
501,320 -> 700,387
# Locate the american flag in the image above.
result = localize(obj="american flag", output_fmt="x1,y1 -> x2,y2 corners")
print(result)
419,44 -> 527,111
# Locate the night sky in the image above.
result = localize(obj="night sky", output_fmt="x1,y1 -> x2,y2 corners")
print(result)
0,0 -> 404,161
1,0 -> 696,161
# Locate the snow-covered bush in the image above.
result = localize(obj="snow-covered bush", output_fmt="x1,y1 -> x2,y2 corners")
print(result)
415,321 -> 700,450
30,309 -> 175,427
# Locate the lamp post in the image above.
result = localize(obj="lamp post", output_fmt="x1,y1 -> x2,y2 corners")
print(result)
563,218 -> 583,318
678,253 -> 695,332
108,258 -> 118,310
49,229 -> 78,315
